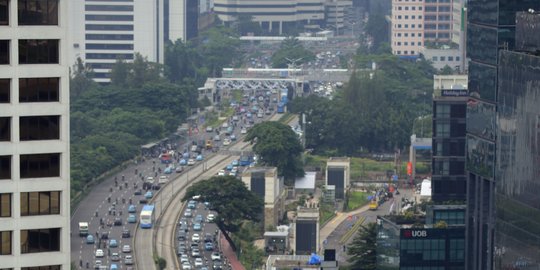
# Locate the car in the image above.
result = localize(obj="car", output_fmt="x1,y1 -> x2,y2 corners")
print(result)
213,135 -> 221,141
95,249 -> 104,258
182,261 -> 192,270
226,164 -> 233,171
122,229 -> 131,238
246,113 -> 252,118
192,233 -> 200,242
206,213 -> 216,222
205,242 -> 214,251
164,166 -> 173,174
191,248 -> 201,258
177,231 -> 187,241
100,232 -> 109,240
194,258 -> 204,267
94,260 -> 102,269
222,122 -> 229,128
127,214 -> 136,223
110,264 -> 118,270
180,254 -> 189,263
217,170 -> 225,176
190,242 -> 199,250
128,204 -> 136,213
139,198 -> 148,204
204,233 -> 214,243
113,217 -> 122,226
110,252 -> 120,262
230,134 -> 237,141
196,154 -> 204,161
179,159 -> 187,165
109,239 -> 118,248
241,128 -> 247,134
231,159 -> 239,166
124,255 -> 133,265
177,246 -> 187,256
86,234 -> 95,244
187,200 -> 197,209
122,244 -> 131,253
193,223 -> 202,231
144,191 -> 153,199
257,112 -> 263,118
134,189 -> 142,195
230,167 -> 238,176
206,126 -> 213,132
222,138 -> 231,146
187,159 -> 195,166
265,110 -> 271,115
211,252 -> 221,261
184,209 -> 193,217
195,214 -> 204,222
213,260 -> 223,270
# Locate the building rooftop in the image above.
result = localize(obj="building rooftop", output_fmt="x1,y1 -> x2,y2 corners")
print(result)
295,172 -> 316,190
327,157 -> 350,163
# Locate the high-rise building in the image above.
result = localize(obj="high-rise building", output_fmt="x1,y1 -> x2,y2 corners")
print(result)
214,0 -> 326,35
465,1 -> 540,269
324,0 -> 353,34
494,11 -> 540,270
390,0 -> 424,58
423,0 -> 453,42
0,0 -> 71,269
432,75 -> 467,203
70,0 -> 201,83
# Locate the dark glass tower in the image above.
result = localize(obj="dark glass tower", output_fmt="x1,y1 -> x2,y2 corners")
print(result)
466,1 -> 540,269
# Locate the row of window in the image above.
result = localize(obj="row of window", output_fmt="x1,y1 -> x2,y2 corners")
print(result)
0,78 -> 60,103
0,154 -> 61,179
0,116 -> 60,141
395,15 -> 423,20
395,23 -> 423,29
432,56 -> 461,62
0,266 -> 61,270
395,41 -> 422,46
0,228 -> 60,255
424,23 -> 451,30
424,15 -> 451,21
395,32 -> 423,38
395,6 -> 423,11
0,39 -> 59,65
0,0 -> 59,26
424,33 -> 450,39
424,6 -> 451,12
1,191 -> 60,217
395,50 -> 417,55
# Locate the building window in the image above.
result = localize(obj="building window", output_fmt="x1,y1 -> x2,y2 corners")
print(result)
419,15 -> 422,19
397,24 -> 402,28
18,39 -> 59,64
449,239 -> 465,261
411,42 -> 415,46
448,56 -> 454,61
404,42 -> 408,46
435,122 -> 450,137
19,115 -> 59,141
0,193 -> 10,217
411,33 -> 415,37
20,191 -> 60,216
0,79 -> 9,103
405,24 -> 408,28
398,15 -> 402,19
85,4 -> 133,12
20,228 -> 60,253
397,51 -> 401,54
19,153 -> 60,178
404,51 -> 408,55
397,42 -> 401,46
440,56 -> 446,61
0,117 -> 10,141
412,15 -> 415,19
0,156 -> 10,179
18,0 -> 59,25
436,104 -> 450,118
404,33 -> 408,37
405,15 -> 408,19
398,6 -> 402,10
0,0 -> 8,25
19,77 -> 59,102
0,40 -> 8,64
405,6 -> 408,10
418,42 -> 422,46
0,231 -> 11,255
22,266 -> 61,270
411,51 -> 415,54
397,33 -> 402,37
418,24 -> 422,28
411,6 -> 415,10
456,56 -> 460,61
432,56 -> 438,61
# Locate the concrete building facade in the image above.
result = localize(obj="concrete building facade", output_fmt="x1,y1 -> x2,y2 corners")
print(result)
214,0 -> 326,34
0,0 -> 71,269
423,0 -> 453,42
241,167 -> 285,229
325,157 -> 350,200
292,207 -> 319,255
324,0 -> 353,34
390,0 -> 424,57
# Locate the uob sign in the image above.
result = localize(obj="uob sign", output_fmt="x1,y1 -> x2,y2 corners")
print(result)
403,230 -> 428,238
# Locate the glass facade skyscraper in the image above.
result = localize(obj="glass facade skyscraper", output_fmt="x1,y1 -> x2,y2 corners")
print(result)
466,1 -> 540,269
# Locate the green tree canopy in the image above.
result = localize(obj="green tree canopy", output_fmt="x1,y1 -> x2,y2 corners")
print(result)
347,222 -> 377,270
271,37 -> 315,68
364,11 -> 389,49
244,121 -> 305,183
236,15 -> 263,36
182,176 -> 263,250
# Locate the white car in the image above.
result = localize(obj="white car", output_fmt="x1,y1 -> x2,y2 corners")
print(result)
211,252 -> 221,261
217,170 -> 225,176
222,122 -> 229,128
192,233 -> 200,242
122,244 -> 131,253
182,261 -> 192,270
223,138 -> 231,146
187,159 -> 195,166
241,128 -> 247,134
206,213 -> 216,222
124,255 -> 133,265
194,258 -> 204,267
206,126 -> 213,132
180,254 -> 189,263
95,249 -> 104,258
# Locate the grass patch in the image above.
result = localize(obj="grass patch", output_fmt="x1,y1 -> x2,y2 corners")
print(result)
346,191 -> 369,211
320,202 -> 336,225
278,112 -> 294,123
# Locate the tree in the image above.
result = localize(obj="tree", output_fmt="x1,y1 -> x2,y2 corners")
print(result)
182,176 -> 263,250
196,26 -> 241,76
364,12 -> 389,49
236,15 -> 263,36
244,121 -> 305,183
439,64 -> 454,75
110,58 -> 130,87
347,222 -> 377,270
271,37 -> 315,68
70,57 -> 96,103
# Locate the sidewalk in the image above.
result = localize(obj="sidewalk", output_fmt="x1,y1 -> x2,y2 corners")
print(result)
220,234 -> 246,270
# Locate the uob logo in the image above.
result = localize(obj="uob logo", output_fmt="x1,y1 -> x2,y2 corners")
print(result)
412,230 -> 427,237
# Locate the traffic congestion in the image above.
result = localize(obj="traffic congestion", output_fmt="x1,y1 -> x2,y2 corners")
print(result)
71,88 -> 286,270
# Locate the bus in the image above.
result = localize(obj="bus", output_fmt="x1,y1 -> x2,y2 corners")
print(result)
159,151 -> 172,164
139,205 -> 155,229
277,102 -> 285,113
239,155 -> 252,166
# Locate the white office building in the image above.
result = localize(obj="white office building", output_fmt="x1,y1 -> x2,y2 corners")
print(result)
214,0 -> 325,34
0,1 -> 71,269
324,0 -> 353,33
390,0 -> 424,57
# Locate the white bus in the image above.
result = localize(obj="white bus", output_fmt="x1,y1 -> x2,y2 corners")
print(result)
139,205 -> 155,229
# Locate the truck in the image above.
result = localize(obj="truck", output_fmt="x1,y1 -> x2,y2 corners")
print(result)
79,222 -> 89,236
205,140 -> 213,150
